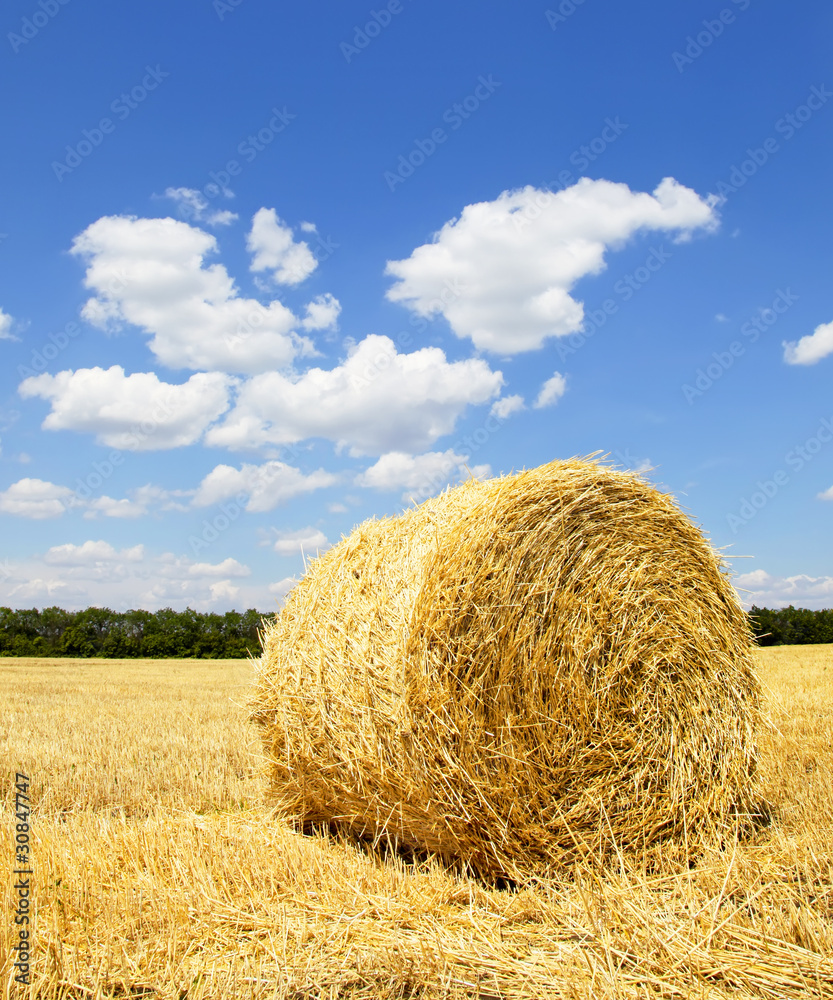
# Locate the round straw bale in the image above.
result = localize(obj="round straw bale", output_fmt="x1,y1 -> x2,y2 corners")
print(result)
251,458 -> 761,878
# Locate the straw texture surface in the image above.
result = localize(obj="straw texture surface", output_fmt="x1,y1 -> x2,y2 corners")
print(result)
252,458 -> 760,878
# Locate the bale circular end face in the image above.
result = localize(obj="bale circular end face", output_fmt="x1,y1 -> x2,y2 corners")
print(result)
251,458 -> 761,878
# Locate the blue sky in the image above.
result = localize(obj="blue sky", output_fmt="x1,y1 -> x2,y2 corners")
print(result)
1,0 -> 831,612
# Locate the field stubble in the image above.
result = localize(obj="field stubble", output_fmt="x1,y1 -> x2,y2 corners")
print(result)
0,647 -> 831,999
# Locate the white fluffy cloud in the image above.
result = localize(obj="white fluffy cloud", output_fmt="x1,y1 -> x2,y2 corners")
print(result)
19,366 -> 233,450
206,335 -> 503,455
162,187 -> 238,227
385,177 -> 719,353
534,372 -> 567,409
0,478 -> 74,519
247,208 -> 318,286
301,293 -> 341,332
0,543 -> 259,611
734,569 -> 833,610
271,527 -> 330,557
818,485 -> 833,501
6,578 -> 86,604
0,478 -> 188,521
70,214 -> 319,374
0,307 -> 16,340
268,577 -> 298,602
44,540 -> 145,567
356,449 -> 490,501
83,496 -> 148,519
192,460 -> 337,513
783,320 -> 833,365
490,394 -> 525,419
85,483 -> 190,518
188,557 -> 250,578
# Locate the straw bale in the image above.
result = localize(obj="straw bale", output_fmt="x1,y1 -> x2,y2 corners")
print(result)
251,457 -> 761,878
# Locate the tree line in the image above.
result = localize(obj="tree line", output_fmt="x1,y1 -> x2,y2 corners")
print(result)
0,604 -> 829,659
0,606 -> 268,659
749,605 -> 833,646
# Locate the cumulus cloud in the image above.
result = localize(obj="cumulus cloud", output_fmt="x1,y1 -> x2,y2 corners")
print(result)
8,578 -> 86,604
188,557 -> 250,578
271,527 -> 330,557
19,366 -> 233,450
209,580 -> 240,602
818,485 -> 833,501
0,543 -> 257,611
192,460 -> 337,513
247,208 -> 318,286
162,187 -> 238,226
0,478 -> 74,519
268,577 -> 298,602
385,177 -> 719,353
357,449 -> 490,501
490,394 -> 525,419
0,307 -> 17,341
206,334 -> 503,455
301,293 -> 341,332
70,214 -> 318,374
0,478 -> 188,521
44,540 -> 145,567
734,569 -> 833,610
534,372 -> 567,409
83,496 -> 147,520
0,477 -> 180,520
783,320 -> 833,366
83,483 -> 191,518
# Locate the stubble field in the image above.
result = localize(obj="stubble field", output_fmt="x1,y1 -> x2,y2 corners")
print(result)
1,646 -> 831,999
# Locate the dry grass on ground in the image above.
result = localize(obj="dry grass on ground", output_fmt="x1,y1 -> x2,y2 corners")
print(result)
0,647 -> 831,998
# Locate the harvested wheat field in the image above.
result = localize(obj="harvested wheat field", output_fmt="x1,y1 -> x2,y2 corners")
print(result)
253,459 -> 761,879
1,645 -> 832,998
